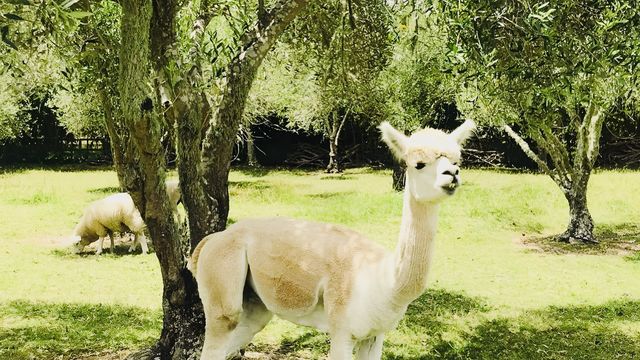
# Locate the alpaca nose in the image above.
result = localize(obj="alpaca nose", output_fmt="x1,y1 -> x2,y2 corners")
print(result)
442,168 -> 460,183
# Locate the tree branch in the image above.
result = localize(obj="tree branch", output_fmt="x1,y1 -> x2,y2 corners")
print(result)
199,0 -> 310,233
586,103 -> 605,166
504,124 -> 565,187
528,125 -> 572,187
335,106 -> 350,146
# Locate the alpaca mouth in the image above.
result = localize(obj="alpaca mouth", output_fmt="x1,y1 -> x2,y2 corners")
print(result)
441,183 -> 458,195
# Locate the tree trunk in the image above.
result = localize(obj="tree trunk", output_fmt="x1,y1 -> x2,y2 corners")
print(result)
118,1 -> 205,359
326,108 -> 348,173
201,0 -> 310,231
113,1 -> 310,359
559,186 -> 596,244
247,126 -> 258,167
503,100 -> 605,246
326,134 -> 340,173
392,162 -> 406,191
558,193 -> 598,244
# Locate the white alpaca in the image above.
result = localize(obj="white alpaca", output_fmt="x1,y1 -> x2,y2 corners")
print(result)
189,120 -> 475,360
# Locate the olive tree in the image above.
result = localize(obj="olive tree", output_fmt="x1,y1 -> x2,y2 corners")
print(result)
446,0 -> 640,243
114,0 -> 310,357
245,0 -> 391,172
379,0 -> 459,189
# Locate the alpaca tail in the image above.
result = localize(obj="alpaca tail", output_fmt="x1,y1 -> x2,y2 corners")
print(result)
186,236 -> 210,277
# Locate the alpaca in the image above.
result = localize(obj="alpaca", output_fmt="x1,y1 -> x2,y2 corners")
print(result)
189,120 -> 475,359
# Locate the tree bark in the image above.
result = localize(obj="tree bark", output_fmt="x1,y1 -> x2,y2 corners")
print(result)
118,1 -> 205,359
201,0 -> 309,231
326,108 -> 348,173
326,112 -> 341,173
392,162 -> 406,191
247,126 -> 258,167
503,101 -> 604,245
559,188 -> 596,244
112,1 -> 310,359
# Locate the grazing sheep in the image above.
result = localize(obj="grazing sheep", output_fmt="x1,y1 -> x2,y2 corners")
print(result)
71,179 -> 181,255
71,193 -> 148,255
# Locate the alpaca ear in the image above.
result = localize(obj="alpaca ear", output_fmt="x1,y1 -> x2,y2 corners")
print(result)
449,119 -> 476,145
379,122 -> 408,160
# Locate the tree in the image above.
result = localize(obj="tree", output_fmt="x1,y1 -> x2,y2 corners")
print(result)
245,0 -> 391,172
446,0 -> 640,243
378,0 -> 459,189
293,1 -> 391,173
113,0 -> 311,358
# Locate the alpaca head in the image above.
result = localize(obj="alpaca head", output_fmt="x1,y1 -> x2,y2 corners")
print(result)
380,120 -> 475,203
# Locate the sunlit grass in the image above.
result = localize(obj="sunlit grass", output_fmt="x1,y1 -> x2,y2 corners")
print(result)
1,167 -> 640,358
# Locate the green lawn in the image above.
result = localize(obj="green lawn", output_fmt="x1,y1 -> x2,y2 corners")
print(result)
1,167 -> 640,359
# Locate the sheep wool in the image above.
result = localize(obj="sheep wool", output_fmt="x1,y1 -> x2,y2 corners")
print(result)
72,193 -> 148,254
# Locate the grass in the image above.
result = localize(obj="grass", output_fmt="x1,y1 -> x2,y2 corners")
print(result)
1,167 -> 640,358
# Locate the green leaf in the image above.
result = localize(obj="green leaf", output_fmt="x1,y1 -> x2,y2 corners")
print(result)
69,11 -> 92,19
3,13 -> 25,21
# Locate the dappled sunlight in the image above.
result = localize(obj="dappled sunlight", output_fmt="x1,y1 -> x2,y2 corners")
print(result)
0,301 -> 160,360
2,168 -> 640,358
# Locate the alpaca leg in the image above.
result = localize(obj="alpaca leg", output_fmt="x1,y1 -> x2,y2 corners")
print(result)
225,298 -> 273,358
201,311 -> 240,360
198,239 -> 248,360
355,335 -> 384,360
328,332 -> 354,360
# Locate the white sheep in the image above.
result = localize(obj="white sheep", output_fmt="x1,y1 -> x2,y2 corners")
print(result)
165,178 -> 182,213
71,192 -> 148,255
71,179 -> 182,255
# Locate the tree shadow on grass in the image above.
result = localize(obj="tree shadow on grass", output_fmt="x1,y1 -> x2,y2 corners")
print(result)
251,288 -> 640,360
51,239 -> 152,259
521,223 -> 640,256
0,300 -> 160,360
387,297 -> 640,360
229,180 -> 271,191
249,288 -> 490,359
454,299 -> 640,360
0,164 -> 114,174
305,191 -> 355,199
88,186 -> 122,195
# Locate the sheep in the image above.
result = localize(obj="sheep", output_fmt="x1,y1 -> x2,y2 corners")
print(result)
71,192 -> 148,255
71,179 -> 182,255
165,178 -> 182,214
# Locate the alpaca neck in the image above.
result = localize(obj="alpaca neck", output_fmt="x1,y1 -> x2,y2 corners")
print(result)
390,190 -> 439,307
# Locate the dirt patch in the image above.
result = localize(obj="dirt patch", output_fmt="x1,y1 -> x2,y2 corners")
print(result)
25,235 -> 74,247
26,233 -> 136,248
516,223 -> 640,256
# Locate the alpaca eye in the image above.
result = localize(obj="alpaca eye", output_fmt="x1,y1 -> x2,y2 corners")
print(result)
415,162 -> 426,170
452,162 -> 458,166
